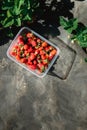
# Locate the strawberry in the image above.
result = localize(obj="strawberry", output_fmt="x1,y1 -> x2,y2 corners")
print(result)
45,54 -> 49,59
21,58 -> 27,63
33,60 -> 37,65
41,54 -> 46,60
40,50 -> 45,55
31,40 -> 37,47
37,63 -> 45,72
38,47 -> 43,51
24,50 -> 29,56
17,35 -> 23,43
28,58 -> 33,65
29,64 -> 37,70
28,47 -> 33,53
37,38 -> 41,43
37,55 -> 41,60
49,49 -> 57,56
42,42 -> 48,47
48,55 -> 53,61
20,46 -> 24,51
14,45 -> 18,49
16,55 -> 21,61
26,33 -> 33,38
17,51 -> 21,57
18,41 -> 24,46
29,53 -> 36,61
48,45 -> 53,51
35,49 -> 39,55
24,44 -> 29,50
45,47 -> 50,52
12,46 -> 17,52
28,38 -> 32,44
42,59 -> 49,65
10,51 -> 16,56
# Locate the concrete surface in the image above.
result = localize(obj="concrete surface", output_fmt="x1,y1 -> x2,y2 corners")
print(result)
0,0 -> 87,130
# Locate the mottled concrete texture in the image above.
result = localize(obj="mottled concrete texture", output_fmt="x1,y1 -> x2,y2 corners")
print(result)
0,0 -> 87,130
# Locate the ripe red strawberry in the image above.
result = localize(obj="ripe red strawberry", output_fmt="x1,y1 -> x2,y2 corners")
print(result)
28,58 -> 33,65
31,40 -> 37,47
45,54 -> 49,59
17,51 -> 21,57
28,38 -> 32,44
14,45 -> 18,49
38,47 -> 43,51
28,47 -> 33,53
29,64 -> 37,70
17,35 -> 23,43
48,55 -> 53,61
18,41 -> 24,46
37,55 -> 41,61
37,38 -> 41,43
42,59 -> 49,65
21,58 -> 27,63
33,60 -> 37,65
48,45 -> 53,50
49,49 -> 57,56
24,44 -> 29,50
24,50 -> 29,57
16,55 -> 21,61
28,62 -> 33,65
20,46 -> 24,51
42,42 -> 48,47
37,63 -> 45,72
35,49 -> 39,55
29,53 -> 36,60
26,33 -> 33,38
12,46 -> 17,52
40,50 -> 45,55
45,47 -> 49,52
41,54 -> 46,60
16,48 -> 20,52
10,51 -> 16,56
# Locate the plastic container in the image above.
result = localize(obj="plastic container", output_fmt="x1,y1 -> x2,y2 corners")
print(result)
7,27 -> 60,78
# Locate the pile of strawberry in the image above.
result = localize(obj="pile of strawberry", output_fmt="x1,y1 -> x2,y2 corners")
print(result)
10,32 -> 57,73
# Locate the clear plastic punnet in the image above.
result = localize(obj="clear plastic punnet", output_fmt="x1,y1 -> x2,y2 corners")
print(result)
7,27 -> 60,78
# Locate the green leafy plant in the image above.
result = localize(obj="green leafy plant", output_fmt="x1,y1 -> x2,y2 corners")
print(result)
0,0 -> 40,37
60,16 -> 78,34
60,16 -> 87,62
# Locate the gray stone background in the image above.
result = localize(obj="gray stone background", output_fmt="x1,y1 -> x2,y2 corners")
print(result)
0,0 -> 87,130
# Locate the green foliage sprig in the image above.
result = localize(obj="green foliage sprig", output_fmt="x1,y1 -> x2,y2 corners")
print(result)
60,16 -> 78,34
60,16 -> 87,62
0,0 -> 39,37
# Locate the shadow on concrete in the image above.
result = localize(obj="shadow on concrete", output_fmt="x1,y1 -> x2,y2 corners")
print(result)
29,0 -> 74,38
0,27 -> 21,46
48,49 -> 76,80
37,0 -> 74,25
